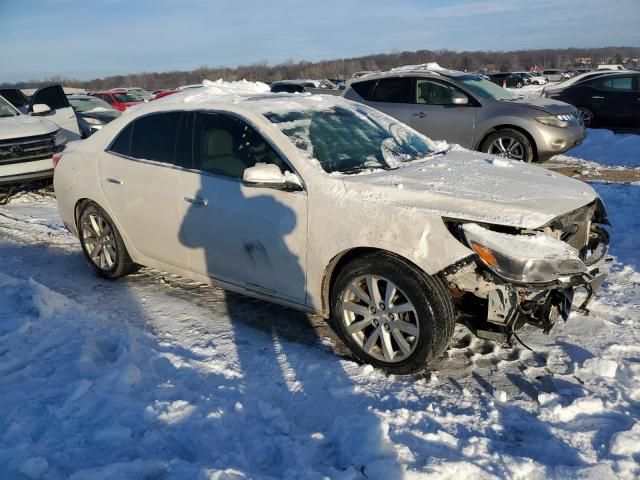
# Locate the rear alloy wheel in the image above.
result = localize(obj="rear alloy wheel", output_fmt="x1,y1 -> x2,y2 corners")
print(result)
331,253 -> 455,374
577,107 -> 594,128
482,128 -> 534,162
78,202 -> 136,279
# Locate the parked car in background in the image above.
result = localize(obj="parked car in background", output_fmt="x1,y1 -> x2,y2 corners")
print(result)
489,73 -> 525,88
152,89 -> 180,100
343,66 -> 586,162
0,94 -> 67,184
90,90 -> 145,111
0,88 -> 31,113
512,72 -> 547,85
270,80 -> 318,93
114,87 -> 153,100
67,94 -> 121,138
598,64 -> 625,71
543,72 -> 640,128
53,93 -> 610,374
542,69 -> 571,82
0,84 -> 82,140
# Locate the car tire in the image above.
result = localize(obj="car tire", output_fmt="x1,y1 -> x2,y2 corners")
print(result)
516,81 -> 524,88
577,107 -> 594,128
331,252 -> 455,374
481,128 -> 535,162
78,202 -> 137,279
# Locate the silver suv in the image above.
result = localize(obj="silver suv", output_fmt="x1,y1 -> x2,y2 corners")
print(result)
343,67 -> 586,162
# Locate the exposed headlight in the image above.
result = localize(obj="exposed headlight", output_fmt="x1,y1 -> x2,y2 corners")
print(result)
52,129 -> 67,147
84,117 -> 103,125
462,223 -> 586,284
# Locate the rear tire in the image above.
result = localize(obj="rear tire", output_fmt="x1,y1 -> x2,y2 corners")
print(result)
516,81 -> 524,88
78,202 -> 137,279
331,252 -> 455,374
481,128 -> 535,162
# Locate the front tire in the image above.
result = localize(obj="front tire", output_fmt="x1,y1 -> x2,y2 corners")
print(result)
577,107 -> 594,128
481,128 -> 535,162
78,202 -> 137,279
331,253 -> 455,374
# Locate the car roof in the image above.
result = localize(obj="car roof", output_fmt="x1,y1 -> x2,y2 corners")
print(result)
123,88 -> 356,119
349,65 -> 474,83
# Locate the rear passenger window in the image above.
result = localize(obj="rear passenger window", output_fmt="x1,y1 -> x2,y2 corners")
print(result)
130,112 -> 182,164
595,77 -> 633,91
192,112 -> 287,179
350,79 -> 377,100
108,123 -> 133,156
369,77 -> 413,103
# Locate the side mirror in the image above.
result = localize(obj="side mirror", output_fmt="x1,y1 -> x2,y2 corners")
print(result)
452,94 -> 469,105
243,163 -> 302,191
31,104 -> 51,115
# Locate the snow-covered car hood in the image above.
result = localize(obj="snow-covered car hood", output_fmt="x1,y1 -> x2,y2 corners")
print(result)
0,114 -> 59,141
505,96 -> 576,115
339,150 -> 598,229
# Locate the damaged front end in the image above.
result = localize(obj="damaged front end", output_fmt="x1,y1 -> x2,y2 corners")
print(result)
442,200 -> 611,344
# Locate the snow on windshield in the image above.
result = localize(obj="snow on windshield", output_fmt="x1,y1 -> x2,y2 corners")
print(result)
265,103 -> 436,174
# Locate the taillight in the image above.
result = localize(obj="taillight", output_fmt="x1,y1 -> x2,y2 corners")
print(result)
52,152 -> 64,168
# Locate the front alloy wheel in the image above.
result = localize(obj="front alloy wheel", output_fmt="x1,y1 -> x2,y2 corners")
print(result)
482,128 -> 534,162
341,275 -> 419,363
331,253 -> 456,374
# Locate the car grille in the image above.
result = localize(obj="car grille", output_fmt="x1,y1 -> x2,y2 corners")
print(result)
0,134 -> 55,166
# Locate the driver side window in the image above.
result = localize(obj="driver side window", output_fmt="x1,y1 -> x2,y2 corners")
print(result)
416,79 -> 466,105
192,112 -> 288,179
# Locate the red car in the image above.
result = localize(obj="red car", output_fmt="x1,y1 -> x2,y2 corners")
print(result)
90,90 -> 144,111
152,89 -> 179,100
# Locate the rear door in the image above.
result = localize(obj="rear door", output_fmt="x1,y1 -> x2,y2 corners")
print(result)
28,85 -> 81,140
349,77 -> 414,125
409,78 -> 476,147
99,111 -> 188,268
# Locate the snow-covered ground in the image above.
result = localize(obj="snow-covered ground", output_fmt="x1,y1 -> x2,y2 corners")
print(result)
1,83 -> 639,479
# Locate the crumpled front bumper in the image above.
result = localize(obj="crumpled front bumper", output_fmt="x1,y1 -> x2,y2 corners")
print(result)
444,234 -> 612,342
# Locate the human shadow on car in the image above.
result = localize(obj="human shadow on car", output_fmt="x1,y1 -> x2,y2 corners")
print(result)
178,182 -> 403,478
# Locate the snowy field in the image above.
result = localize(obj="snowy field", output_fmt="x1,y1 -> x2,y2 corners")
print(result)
1,91 -> 639,478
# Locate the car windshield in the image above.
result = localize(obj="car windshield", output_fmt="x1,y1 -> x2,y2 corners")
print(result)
454,75 -> 515,101
113,93 -> 143,102
0,96 -> 18,117
69,97 -> 115,112
265,104 -> 434,174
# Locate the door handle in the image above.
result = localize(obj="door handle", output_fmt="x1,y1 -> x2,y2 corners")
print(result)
183,196 -> 207,207
591,96 -> 604,99
412,112 -> 426,118
106,177 -> 123,185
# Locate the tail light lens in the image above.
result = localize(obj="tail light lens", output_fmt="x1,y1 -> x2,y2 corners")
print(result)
52,152 -> 63,168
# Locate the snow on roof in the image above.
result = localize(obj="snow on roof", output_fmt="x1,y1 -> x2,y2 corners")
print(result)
156,78 -> 352,114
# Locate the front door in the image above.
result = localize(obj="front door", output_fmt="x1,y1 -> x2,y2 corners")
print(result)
178,111 -> 308,304
409,78 -> 476,147
28,85 -> 81,140
99,112 -> 188,268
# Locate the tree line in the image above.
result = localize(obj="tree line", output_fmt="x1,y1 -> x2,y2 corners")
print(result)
3,46 -> 639,90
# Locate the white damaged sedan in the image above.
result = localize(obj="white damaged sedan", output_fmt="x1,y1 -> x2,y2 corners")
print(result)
53,91 -> 610,374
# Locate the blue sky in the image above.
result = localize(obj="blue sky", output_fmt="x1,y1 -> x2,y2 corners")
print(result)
0,0 -> 638,82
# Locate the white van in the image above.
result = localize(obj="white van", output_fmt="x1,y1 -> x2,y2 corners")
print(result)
597,64 -> 625,71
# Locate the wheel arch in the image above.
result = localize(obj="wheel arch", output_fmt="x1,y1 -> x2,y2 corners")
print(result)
475,124 -> 538,162
320,246 -> 431,317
